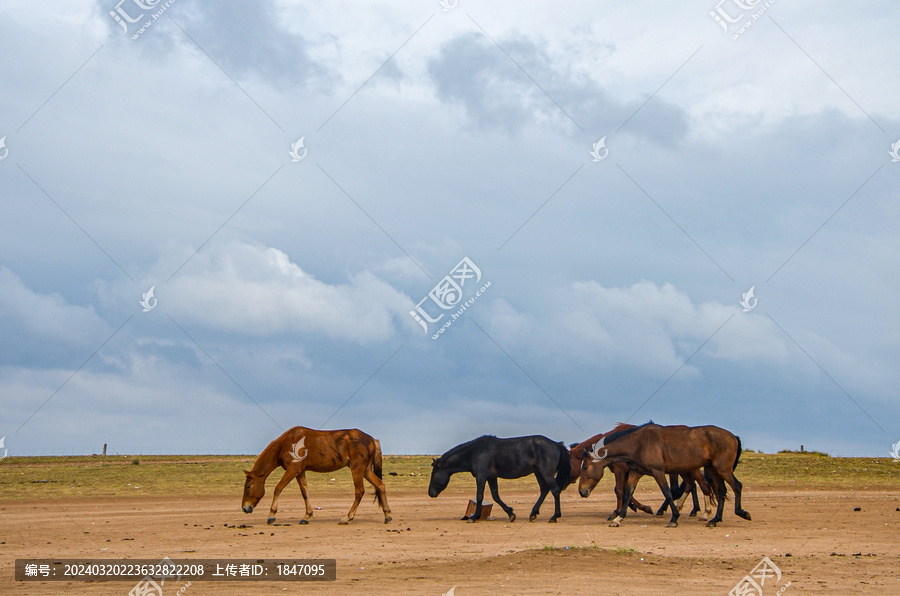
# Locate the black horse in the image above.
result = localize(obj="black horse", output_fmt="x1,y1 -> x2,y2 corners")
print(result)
428,435 -> 570,523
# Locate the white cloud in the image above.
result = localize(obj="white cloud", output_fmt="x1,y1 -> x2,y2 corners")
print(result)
165,243 -> 412,343
489,280 -> 800,377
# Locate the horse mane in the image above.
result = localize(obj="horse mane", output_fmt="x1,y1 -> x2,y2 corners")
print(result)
249,426 -> 307,474
601,420 -> 654,446
571,423 -> 636,454
439,435 -> 495,461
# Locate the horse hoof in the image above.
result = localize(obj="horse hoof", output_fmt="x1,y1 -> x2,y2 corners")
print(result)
738,510 -> 752,521
466,517 -> 477,523
666,521 -> 678,528
608,520 -> 620,528
267,517 -> 276,525
338,519 -> 349,525
529,514 -> 537,522
384,516 -> 392,524
299,519 -> 309,525
641,507 -> 653,515
548,517 -> 558,524
508,513 -> 516,523
655,512 -> 664,517
689,512 -> 697,517
705,521 -> 717,528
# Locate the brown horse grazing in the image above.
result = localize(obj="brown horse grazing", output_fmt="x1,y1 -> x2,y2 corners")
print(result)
568,425 -> 654,517
241,426 -> 391,525
569,424 -> 714,521
579,422 -> 749,528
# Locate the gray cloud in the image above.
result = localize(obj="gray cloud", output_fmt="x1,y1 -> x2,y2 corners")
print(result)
97,0 -> 330,89
1,2 -> 898,457
427,32 -> 688,143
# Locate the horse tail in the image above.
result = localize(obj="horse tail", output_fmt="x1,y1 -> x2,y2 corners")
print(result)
555,442 -> 571,491
733,435 -> 743,471
701,468 -> 720,506
372,438 -> 386,507
373,439 -> 384,480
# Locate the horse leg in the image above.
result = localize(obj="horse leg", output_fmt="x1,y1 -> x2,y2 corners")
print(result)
650,471 -> 680,528
657,473 -> 678,516
655,500 -> 668,516
468,477 -> 487,523
339,463 -> 366,525
609,473 -> 640,527
693,468 -> 713,521
548,472 -> 563,523
267,467 -> 300,524
532,468 -> 562,522
705,468 -> 727,528
363,465 -> 392,524
689,481 -> 701,518
622,470 -> 653,515
700,490 -> 711,521
720,468 -> 751,521
295,472 -> 314,524
630,495 -> 652,515
671,475 -> 693,516
529,473 -> 550,522
488,477 -> 515,522
608,469 -> 623,521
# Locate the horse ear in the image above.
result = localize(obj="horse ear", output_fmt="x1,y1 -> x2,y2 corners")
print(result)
243,469 -> 251,476
581,448 -> 589,459
431,458 -> 438,467
569,442 -> 579,449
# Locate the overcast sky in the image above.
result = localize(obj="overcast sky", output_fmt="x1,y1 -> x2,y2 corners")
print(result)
1,1 -> 898,457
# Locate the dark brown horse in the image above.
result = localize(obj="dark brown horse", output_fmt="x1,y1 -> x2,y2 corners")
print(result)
569,423 -> 714,521
578,422 -> 749,528
568,424 -> 654,517
241,426 -> 391,525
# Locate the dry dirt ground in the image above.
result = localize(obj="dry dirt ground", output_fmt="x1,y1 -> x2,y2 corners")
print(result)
2,481 -> 899,595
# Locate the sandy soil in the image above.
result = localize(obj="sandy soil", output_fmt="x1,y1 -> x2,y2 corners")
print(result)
1,484 -> 899,595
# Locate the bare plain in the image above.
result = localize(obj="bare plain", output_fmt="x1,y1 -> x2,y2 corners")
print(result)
1,453 -> 898,594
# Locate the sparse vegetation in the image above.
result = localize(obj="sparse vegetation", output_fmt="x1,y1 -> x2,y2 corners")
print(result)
0,452 -> 897,500
777,449 -> 829,457
537,544 -> 633,555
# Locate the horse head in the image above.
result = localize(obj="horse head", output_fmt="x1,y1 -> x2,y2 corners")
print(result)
427,457 -> 450,498
577,443 -> 609,498
241,469 -> 266,513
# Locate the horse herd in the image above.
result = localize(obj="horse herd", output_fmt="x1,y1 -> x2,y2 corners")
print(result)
240,421 -> 751,529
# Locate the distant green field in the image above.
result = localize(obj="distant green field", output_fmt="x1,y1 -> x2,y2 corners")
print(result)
0,453 -> 897,500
